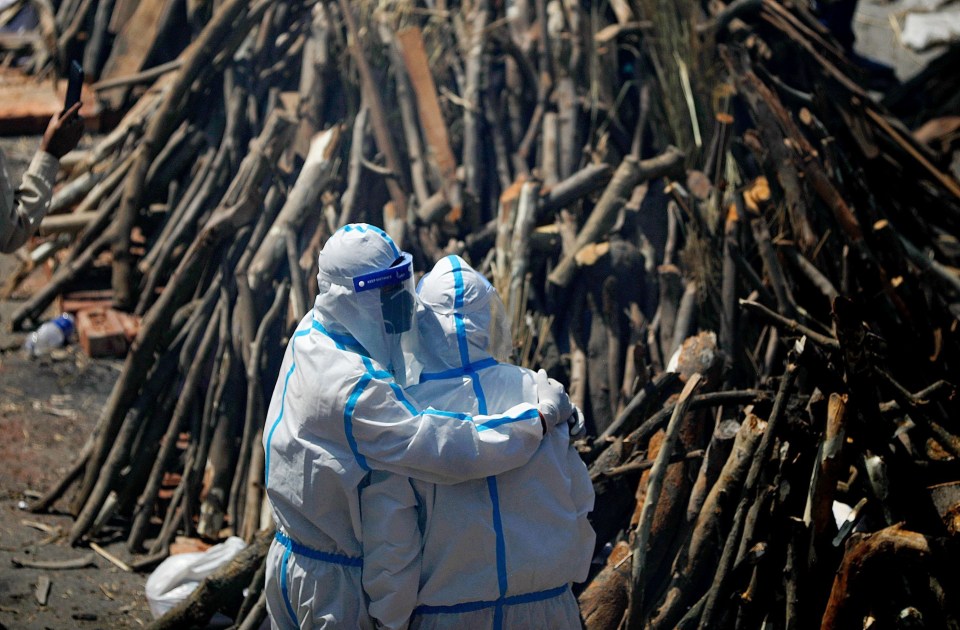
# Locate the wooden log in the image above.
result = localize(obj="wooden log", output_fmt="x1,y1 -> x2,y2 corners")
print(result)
67,331 -> 186,544
338,0 -> 408,226
507,180 -> 540,325
378,25 -> 430,211
93,59 -> 183,94
649,413 -> 766,630
657,265 -> 684,364
71,112 -> 294,544
460,0 -> 490,226
233,281 -> 288,540
396,27 -> 461,215
686,418 -> 742,522
626,374 -> 703,626
820,524 -> 957,630
548,147 -> 685,289
109,0 -> 263,311
98,0 -> 173,107
720,204 -> 740,366
579,540 -> 632,630
82,0 -> 115,80
246,126 -> 341,292
38,211 -> 100,235
699,346 -> 802,629
125,302 -> 223,550
804,393 -> 848,561
539,163 -> 612,218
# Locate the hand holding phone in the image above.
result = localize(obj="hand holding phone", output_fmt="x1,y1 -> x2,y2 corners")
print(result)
64,60 -> 84,112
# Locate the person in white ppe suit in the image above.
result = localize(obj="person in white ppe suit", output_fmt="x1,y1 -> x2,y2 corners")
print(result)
361,255 -> 596,630
263,225 -> 576,629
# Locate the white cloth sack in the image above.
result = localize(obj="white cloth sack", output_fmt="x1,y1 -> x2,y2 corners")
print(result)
145,536 -> 247,619
902,10 -> 960,50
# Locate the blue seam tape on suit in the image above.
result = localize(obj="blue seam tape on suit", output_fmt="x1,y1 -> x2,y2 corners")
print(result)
265,328 -> 312,488
419,357 -> 498,381
338,223 -> 400,258
275,531 -> 362,567
413,585 -> 570,615
280,546 -> 298,626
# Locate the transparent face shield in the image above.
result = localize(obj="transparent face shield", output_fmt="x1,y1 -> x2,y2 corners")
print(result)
485,291 -> 513,363
352,252 -> 418,385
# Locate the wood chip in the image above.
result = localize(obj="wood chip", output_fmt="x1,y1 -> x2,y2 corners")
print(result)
35,575 -> 51,606
89,542 -> 132,572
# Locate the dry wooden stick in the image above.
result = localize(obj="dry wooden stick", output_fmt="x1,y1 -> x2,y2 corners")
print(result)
804,393 -> 848,563
548,147 -> 685,289
109,0 -> 261,309
626,373 -> 703,627
604,449 -> 705,477
11,554 -> 96,570
649,413 -> 766,630
738,299 -> 839,350
698,348 -> 802,629
396,26 -> 461,214
233,281 -> 289,540
338,0 -> 408,228
247,126 -> 341,292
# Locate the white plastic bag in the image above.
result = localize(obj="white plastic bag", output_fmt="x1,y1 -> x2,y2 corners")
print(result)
145,536 -> 248,619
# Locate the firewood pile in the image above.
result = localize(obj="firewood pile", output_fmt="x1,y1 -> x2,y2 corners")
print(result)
8,0 -> 960,628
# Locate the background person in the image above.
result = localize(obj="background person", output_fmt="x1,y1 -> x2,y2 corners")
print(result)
0,103 -> 83,253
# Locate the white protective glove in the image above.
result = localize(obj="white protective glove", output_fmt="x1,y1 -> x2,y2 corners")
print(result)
568,404 -> 586,441
535,369 -> 575,430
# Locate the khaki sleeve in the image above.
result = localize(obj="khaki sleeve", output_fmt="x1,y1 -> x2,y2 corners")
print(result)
0,150 -> 59,253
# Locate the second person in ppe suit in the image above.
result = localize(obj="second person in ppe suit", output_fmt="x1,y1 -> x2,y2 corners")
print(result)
263,225 -> 576,629
361,255 -> 596,630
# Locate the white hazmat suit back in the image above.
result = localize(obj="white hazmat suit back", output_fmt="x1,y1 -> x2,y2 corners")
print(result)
361,255 -> 596,630
263,227 -> 547,629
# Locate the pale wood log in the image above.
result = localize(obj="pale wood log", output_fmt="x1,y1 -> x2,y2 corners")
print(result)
247,126 -> 341,292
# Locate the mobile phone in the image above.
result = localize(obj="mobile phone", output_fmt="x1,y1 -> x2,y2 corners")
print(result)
64,60 -> 83,111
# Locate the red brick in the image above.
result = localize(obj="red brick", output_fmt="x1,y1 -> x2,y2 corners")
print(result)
76,307 -> 129,358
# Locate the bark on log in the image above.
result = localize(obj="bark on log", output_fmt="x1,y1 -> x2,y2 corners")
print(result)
548,147 -> 685,289
246,126 -> 341,292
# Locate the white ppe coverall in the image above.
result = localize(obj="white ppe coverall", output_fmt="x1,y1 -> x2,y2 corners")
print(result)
264,226 -> 553,629
361,255 -> 596,630
0,149 -> 59,253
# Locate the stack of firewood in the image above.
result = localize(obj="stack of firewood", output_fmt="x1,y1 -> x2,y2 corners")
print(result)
8,0 -> 960,628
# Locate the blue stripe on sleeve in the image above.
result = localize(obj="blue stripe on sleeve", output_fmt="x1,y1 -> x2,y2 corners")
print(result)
419,357 -> 498,382
343,373 -> 373,471
312,319 -> 369,355
475,408 -> 540,432
424,408 -> 472,421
